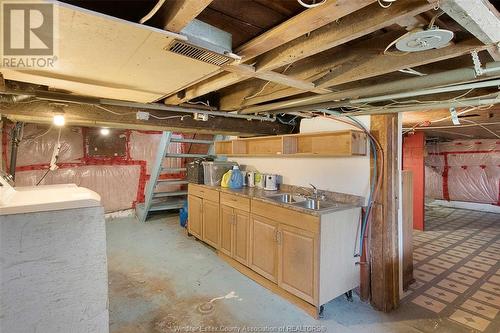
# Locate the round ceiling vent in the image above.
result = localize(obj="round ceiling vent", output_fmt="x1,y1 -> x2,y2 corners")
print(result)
395,29 -> 454,52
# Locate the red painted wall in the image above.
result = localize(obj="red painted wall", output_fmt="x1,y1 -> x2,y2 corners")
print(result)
403,132 -> 425,231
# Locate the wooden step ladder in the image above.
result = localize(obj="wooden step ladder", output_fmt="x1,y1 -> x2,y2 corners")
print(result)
135,132 -> 217,222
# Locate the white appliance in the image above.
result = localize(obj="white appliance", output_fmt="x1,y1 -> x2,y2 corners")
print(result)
264,174 -> 278,191
246,171 -> 255,187
0,172 -> 109,333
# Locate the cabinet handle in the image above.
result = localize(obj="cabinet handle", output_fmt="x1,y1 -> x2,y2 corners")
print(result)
276,230 -> 282,245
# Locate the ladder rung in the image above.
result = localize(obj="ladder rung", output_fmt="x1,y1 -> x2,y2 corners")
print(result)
171,138 -> 214,144
156,179 -> 189,185
162,167 -> 187,173
153,190 -> 188,198
166,153 -> 210,158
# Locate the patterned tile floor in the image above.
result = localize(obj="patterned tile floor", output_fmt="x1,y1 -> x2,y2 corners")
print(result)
402,206 -> 500,332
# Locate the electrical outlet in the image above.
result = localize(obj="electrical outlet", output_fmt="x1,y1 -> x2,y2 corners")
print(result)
136,111 -> 150,120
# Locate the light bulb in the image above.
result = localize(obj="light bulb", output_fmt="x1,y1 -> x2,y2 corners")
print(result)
53,114 -> 65,127
100,128 -> 110,136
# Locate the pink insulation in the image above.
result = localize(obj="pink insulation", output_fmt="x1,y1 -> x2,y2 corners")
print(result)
2,124 -> 186,212
14,166 -> 141,212
425,140 -> 500,205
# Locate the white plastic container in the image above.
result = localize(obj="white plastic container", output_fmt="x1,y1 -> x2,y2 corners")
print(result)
202,161 -> 237,186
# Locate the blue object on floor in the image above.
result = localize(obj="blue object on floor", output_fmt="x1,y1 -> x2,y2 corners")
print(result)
179,201 -> 188,228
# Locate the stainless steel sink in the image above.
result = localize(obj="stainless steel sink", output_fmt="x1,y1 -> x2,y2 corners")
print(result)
267,193 -> 306,204
292,198 -> 340,211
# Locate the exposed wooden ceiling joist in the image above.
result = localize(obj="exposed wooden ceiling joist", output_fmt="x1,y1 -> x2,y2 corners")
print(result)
402,106 -> 500,126
163,0 -> 376,105
156,0 -> 214,32
234,0 -> 376,62
440,0 -> 500,60
403,106 -> 500,139
255,0 -> 435,72
219,34 -> 487,110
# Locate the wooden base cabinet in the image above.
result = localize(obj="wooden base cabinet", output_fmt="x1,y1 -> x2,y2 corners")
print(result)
202,200 -> 220,248
278,224 -> 318,304
188,185 -> 220,248
249,215 -> 278,282
220,204 -> 250,266
187,184 -> 360,318
187,195 -> 203,239
250,215 -> 318,303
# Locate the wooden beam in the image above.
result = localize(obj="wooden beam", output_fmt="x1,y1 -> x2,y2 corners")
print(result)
402,106 -> 500,126
223,64 -> 329,92
164,62 -> 329,105
235,0 -> 376,62
440,0 -> 500,61
219,37 -> 487,110
163,0 -> 375,105
0,101 -> 292,136
157,0 -> 213,33
440,0 -> 500,45
370,114 -> 400,312
256,0 -> 434,72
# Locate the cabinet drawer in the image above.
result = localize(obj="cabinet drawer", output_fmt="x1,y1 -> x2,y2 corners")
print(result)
252,199 -> 319,233
220,193 -> 250,212
188,184 -> 219,202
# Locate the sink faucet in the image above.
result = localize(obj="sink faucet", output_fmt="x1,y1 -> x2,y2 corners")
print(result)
309,184 -> 325,201
309,184 -> 318,197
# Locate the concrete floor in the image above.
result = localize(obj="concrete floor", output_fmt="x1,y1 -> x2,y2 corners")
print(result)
106,209 -> 499,333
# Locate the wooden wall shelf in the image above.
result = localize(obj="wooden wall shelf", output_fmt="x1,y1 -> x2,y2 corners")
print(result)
215,130 -> 367,157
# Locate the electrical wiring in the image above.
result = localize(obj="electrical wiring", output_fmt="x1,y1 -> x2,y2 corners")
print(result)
297,0 -> 327,8
139,0 -> 166,24
318,112 -> 384,258
383,30 -> 412,56
24,125 -> 53,142
244,63 -> 293,101
149,114 -> 192,120
461,119 -> 500,139
404,121 -> 500,131
428,10 -> 444,29
36,127 -> 62,186
186,100 -> 212,109
94,105 -> 136,116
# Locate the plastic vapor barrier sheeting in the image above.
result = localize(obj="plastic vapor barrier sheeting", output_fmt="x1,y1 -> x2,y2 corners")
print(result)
425,140 -> 500,205
2,124 -> 186,212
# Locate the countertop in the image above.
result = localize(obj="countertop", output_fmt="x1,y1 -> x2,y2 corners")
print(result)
192,184 -> 362,216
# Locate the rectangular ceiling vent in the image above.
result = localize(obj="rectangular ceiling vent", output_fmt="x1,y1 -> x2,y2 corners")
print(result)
168,40 -> 233,66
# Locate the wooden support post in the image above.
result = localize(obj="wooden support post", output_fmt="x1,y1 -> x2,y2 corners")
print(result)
370,114 -> 400,312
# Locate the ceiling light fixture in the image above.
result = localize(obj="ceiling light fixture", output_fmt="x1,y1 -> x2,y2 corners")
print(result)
53,114 -> 65,127
100,128 -> 110,136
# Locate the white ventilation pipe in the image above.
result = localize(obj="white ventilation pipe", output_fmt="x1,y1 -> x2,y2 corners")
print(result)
350,78 -> 500,104
239,61 -> 500,114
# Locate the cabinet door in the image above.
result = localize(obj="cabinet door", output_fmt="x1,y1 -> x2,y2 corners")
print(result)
233,209 -> 250,266
187,195 -> 203,239
249,215 -> 278,282
277,224 -> 317,304
219,205 -> 233,257
202,200 -> 219,248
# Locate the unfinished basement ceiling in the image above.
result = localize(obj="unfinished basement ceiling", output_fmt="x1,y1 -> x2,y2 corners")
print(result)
2,0 -> 500,140
0,2 -> 223,103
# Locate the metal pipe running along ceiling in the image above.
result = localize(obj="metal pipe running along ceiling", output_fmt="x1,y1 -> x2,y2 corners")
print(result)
0,90 -> 274,122
239,62 -> 500,115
